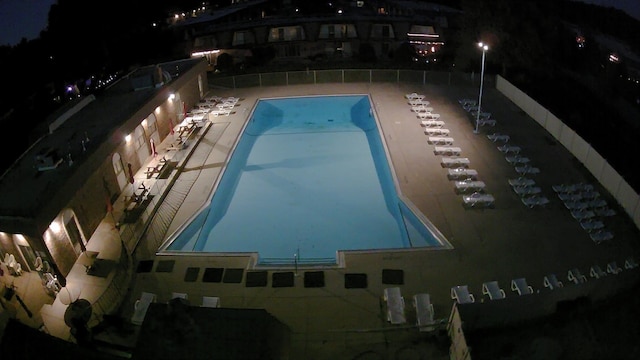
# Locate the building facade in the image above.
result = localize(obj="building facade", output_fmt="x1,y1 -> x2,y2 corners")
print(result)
0,58 -> 209,288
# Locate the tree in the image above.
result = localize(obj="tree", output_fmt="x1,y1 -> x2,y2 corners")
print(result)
215,53 -> 234,72
358,43 -> 376,63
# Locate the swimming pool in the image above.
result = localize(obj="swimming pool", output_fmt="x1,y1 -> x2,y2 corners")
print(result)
162,95 -> 447,264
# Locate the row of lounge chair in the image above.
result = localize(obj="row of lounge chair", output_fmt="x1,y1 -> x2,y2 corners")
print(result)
452,257 -> 639,304
460,98 -> 498,128
553,182 -> 616,244
383,287 -> 437,331
484,124 -> 549,208
441,99 -> 493,208
407,92 -> 442,121
188,95 -> 241,119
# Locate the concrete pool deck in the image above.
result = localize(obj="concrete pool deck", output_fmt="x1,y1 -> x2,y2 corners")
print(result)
14,81 -> 639,358
119,81 -> 640,358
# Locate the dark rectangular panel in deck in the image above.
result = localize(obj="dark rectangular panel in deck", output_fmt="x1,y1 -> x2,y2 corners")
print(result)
202,268 -> 224,283
382,269 -> 404,285
155,260 -> 175,273
345,273 -> 368,289
184,267 -> 200,282
136,260 -> 154,273
246,271 -> 268,287
272,272 -> 295,288
222,268 -> 245,283
304,271 -> 325,288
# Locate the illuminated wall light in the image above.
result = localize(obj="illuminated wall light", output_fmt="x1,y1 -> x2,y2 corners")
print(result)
49,221 -> 61,233
155,106 -> 161,113
142,119 -> 148,127
125,134 -> 132,143
191,49 -> 220,57
169,93 -> 176,101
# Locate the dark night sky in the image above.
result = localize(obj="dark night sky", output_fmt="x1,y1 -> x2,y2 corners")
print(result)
0,0 -> 56,46
0,0 -> 639,47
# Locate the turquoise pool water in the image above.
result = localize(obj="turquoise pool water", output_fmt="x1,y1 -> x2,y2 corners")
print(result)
164,95 -> 444,264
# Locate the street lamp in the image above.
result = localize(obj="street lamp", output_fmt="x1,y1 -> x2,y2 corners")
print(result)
474,42 -> 489,134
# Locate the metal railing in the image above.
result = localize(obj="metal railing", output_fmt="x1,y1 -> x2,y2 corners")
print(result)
209,69 -> 495,89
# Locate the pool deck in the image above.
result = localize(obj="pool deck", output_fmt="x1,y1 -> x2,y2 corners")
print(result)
6,82 -> 640,358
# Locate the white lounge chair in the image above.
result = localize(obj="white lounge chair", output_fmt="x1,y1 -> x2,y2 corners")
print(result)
624,258 -> 639,269
131,292 -> 157,325
216,101 -> 236,110
417,112 -> 441,120
571,209 -> 595,220
462,192 -> 495,208
411,104 -> 433,113
512,185 -> 542,196
447,168 -> 478,180
477,118 -> 497,127
567,268 -> 587,284
383,287 -> 406,324
552,184 -> 579,193
470,111 -> 492,119
455,180 -> 486,193
487,133 -> 510,142
211,108 -> 232,116
441,157 -> 470,168
463,104 -> 480,112
587,199 -> 607,209
221,96 -> 240,103
558,193 -> 582,202
482,281 -> 506,300
580,191 -> 600,199
511,278 -> 534,295
564,201 -> 589,210
606,262 -> 622,274
543,274 -> 563,290
201,296 -> 221,308
458,99 -> 476,106
590,230 -> 614,244
580,219 -> 605,232
409,99 -> 430,107
451,285 -> 475,304
421,119 -> 445,128
434,146 -> 461,156
428,136 -> 454,145
594,207 -> 616,217
505,155 -> 530,165
413,293 -> 435,332
521,195 -> 550,208
515,165 -> 540,175
508,177 -> 535,187
498,145 -> 521,154
405,93 -> 425,100
590,265 -> 607,279
425,128 -> 450,137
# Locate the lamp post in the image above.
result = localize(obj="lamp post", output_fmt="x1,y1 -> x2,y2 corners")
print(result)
474,42 -> 489,134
